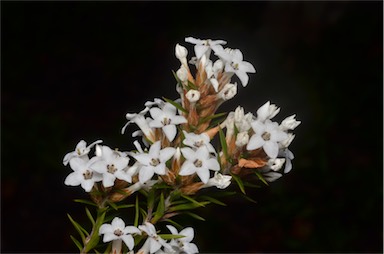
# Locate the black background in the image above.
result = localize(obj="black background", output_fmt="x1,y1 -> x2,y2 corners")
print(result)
1,1 -> 383,253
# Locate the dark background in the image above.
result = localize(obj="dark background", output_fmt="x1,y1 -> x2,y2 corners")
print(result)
1,1 -> 382,253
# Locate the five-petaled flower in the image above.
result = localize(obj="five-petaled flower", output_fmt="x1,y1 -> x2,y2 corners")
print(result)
132,141 -> 176,183
64,156 -> 102,192
215,48 -> 256,87
149,103 -> 187,142
138,222 -> 170,254
166,225 -> 199,254
91,145 -> 131,187
247,119 -> 288,159
185,37 -> 227,59
99,217 -> 141,251
63,139 -> 102,166
180,146 -> 220,184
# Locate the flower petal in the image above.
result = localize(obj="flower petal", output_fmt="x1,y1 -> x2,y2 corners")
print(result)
263,141 -> 279,159
102,173 -> 116,188
162,125 -> 177,142
99,224 -> 113,235
103,232 -> 118,243
205,158 -> 220,171
139,166 -> 155,183
64,172 -> 81,186
121,234 -> 135,251
154,163 -> 166,175
179,227 -> 194,243
196,168 -> 210,184
179,161 -> 196,176
159,147 -> 176,162
246,135 -> 264,150
112,217 -> 125,229
149,238 -> 162,253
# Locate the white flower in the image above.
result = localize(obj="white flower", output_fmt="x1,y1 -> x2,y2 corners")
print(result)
133,141 -> 176,183
267,158 -> 286,171
280,114 -> 301,131
216,48 -> 256,87
122,107 -> 155,143
182,131 -> 216,155
280,133 -> 295,148
176,65 -> 189,83
63,139 -> 102,166
279,148 -> 294,173
256,101 -> 280,122
139,222 -> 169,254
145,98 -> 166,109
166,225 -> 199,254
99,217 -> 141,251
175,43 -> 188,65
127,179 -> 158,195
217,83 -> 237,101
180,146 -> 220,184
247,120 -> 288,159
185,90 -> 200,103
90,145 -> 131,187
185,37 -> 227,59
235,131 -> 250,147
263,171 -> 282,182
204,172 -> 232,189
149,103 -> 187,142
64,156 -> 103,192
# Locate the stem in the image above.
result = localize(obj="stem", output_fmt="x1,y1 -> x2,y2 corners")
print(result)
81,201 -> 107,254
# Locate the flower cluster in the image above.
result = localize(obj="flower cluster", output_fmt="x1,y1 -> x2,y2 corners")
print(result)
63,37 -> 300,254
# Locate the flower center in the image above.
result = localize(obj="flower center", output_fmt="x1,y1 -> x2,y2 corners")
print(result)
262,131 -> 271,141
162,117 -> 171,125
114,229 -> 123,236
194,159 -> 203,167
194,140 -> 204,147
231,62 -> 239,70
150,158 -> 160,166
83,170 -> 93,180
107,164 -> 117,174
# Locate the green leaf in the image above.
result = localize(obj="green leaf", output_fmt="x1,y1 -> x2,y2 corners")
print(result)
163,97 -> 188,113
158,234 -> 186,240
103,242 -> 112,254
134,195 -> 139,227
163,219 -> 183,230
255,171 -> 269,186
184,211 -> 206,221
74,199 -> 97,207
181,194 -> 207,207
230,173 -> 246,194
85,207 -> 95,226
219,126 -> 229,161
107,200 -> 118,211
70,235 -> 83,251
67,213 -> 87,242
83,208 -> 106,253
115,204 -> 135,209
199,112 -> 227,125
171,70 -> 183,87
168,201 -> 210,212
152,192 -> 165,223
241,193 -> 258,204
199,196 -> 227,206
186,80 -> 198,90
243,182 -> 262,188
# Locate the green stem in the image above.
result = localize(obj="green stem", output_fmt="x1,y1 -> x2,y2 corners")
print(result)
81,202 -> 107,254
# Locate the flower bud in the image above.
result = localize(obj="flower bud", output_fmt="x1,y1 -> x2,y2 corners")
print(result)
280,114 -> 301,131
218,83 -> 237,101
175,43 -> 188,60
186,89 -> 201,103
267,158 -> 286,171
235,131 -> 249,147
257,101 -> 280,122
204,172 -> 232,189
176,65 -> 188,82
279,133 -> 295,148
